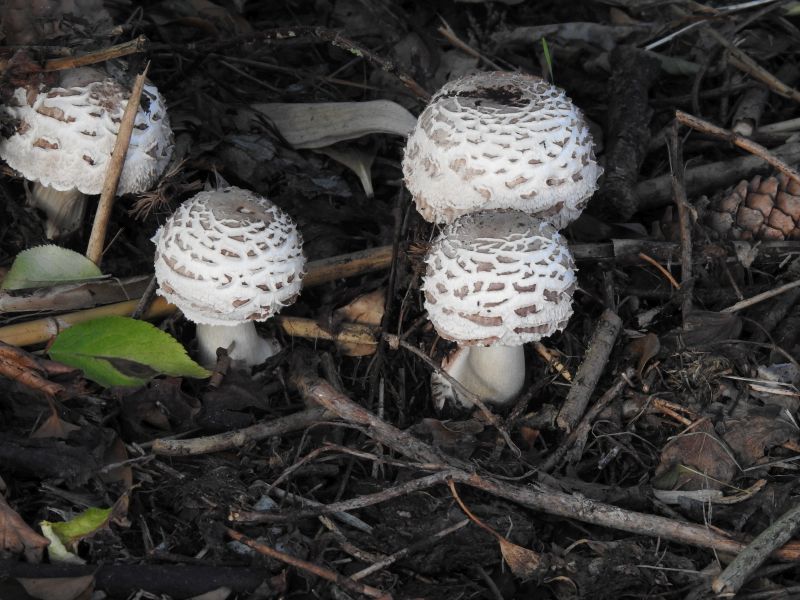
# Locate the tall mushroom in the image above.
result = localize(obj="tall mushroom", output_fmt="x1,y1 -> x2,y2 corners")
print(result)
423,210 -> 576,407
403,71 -> 601,229
0,67 -> 174,238
152,187 -> 306,368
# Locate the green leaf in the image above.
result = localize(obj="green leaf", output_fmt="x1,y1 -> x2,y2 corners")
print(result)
43,507 -> 112,546
541,37 -> 554,82
1,245 -> 104,290
49,316 -> 211,388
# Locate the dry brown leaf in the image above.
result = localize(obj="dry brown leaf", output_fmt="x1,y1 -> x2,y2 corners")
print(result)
628,332 -> 660,379
498,537 -> 546,579
653,420 -> 738,490
0,494 -> 49,562
17,574 -> 94,600
31,402 -> 81,440
101,435 -> 133,490
333,289 -> 386,356
723,413 -> 799,467
448,480 -> 546,579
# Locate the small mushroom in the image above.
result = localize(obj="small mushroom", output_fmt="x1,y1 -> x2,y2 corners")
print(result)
423,210 -> 576,407
403,71 -> 602,229
152,186 -> 306,368
0,67 -> 174,238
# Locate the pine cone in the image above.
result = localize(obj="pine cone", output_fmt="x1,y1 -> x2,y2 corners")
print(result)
706,173 -> 800,241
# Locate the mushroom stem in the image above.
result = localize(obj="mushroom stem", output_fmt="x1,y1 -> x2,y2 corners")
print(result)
195,321 -> 280,368
30,182 -> 87,239
434,344 -> 526,408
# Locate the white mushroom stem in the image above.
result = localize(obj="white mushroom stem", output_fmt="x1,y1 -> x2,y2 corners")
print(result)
195,322 -> 280,368
435,344 -> 526,408
30,182 -> 87,239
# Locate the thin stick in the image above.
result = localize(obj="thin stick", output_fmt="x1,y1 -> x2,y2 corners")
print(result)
249,373 -> 800,561
675,110 -> 800,187
152,407 -> 329,456
533,341 -> 572,382
706,27 -> 800,104
638,253 -> 680,290
225,528 -> 390,600
712,500 -> 800,595
556,309 -> 623,432
721,279 -> 800,313
86,64 -> 150,265
667,121 -> 694,322
0,246 -> 393,347
42,36 -> 148,72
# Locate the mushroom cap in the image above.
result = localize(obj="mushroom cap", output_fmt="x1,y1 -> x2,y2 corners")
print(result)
423,210 -> 576,346
403,71 -> 602,228
0,67 -> 174,195
153,187 -> 306,326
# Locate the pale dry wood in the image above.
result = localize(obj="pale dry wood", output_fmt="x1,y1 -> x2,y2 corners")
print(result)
0,246 -> 394,347
86,64 -> 149,265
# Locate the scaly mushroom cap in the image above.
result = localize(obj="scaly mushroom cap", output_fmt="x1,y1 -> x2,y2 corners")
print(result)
403,71 -> 601,228
153,187 -> 306,326
0,67 -> 174,195
423,210 -> 576,346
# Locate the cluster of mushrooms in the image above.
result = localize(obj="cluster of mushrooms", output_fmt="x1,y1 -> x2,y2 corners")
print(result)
0,67 -> 601,394
402,71 -> 602,408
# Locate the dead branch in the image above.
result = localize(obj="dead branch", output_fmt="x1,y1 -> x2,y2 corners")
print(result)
86,64 -> 149,265
228,528 -> 392,599
556,309 -> 624,432
712,500 -> 800,595
667,121 -> 695,321
151,407 -> 329,456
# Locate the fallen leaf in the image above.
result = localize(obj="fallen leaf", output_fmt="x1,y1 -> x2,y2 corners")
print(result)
333,289 -> 386,356
723,412 -> 799,467
234,100 -> 417,149
499,537 -> 546,579
653,420 -> 738,491
31,401 -> 80,440
0,494 -> 49,562
628,332 -> 660,379
17,575 -> 94,600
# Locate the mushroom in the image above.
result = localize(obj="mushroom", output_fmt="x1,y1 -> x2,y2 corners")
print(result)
423,210 -> 576,407
152,186 -> 306,368
0,67 -> 174,238
403,71 -> 602,229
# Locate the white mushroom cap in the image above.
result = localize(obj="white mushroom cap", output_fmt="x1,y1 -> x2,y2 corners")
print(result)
423,210 -> 576,346
403,71 -> 602,229
0,67 -> 174,195
153,187 -> 306,326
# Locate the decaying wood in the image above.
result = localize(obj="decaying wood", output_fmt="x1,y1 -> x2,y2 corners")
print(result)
594,45 -> 660,220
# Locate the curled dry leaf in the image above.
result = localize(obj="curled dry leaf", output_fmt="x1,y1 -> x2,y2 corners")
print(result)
333,289 -> 385,356
0,494 -> 49,562
234,100 -> 417,149
627,332 -> 660,379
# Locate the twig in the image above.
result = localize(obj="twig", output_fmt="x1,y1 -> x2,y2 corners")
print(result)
130,276 -> 158,320
384,334 -> 520,457
675,110 -> 800,188
350,519 -> 469,581
151,408 -> 329,456
706,27 -> 800,104
225,528 -> 391,600
533,341 -> 572,382
667,121 -> 694,322
86,64 -> 150,265
721,279 -> 800,313
437,18 -> 504,71
556,309 -> 623,432
541,368 -> 634,473
0,246 -> 394,347
245,374 -> 800,561
41,36 -> 148,72
637,253 -> 680,290
637,141 -> 800,210
712,500 -> 800,595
